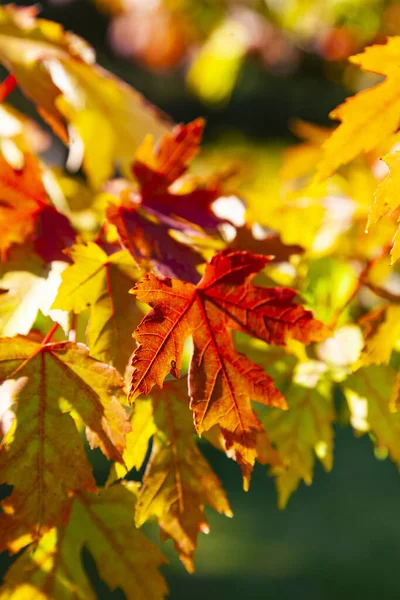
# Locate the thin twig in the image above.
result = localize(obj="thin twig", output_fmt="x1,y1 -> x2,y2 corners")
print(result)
363,281 -> 400,304
329,244 -> 392,328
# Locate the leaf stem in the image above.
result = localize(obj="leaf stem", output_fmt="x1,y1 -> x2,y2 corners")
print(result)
329,244 -> 392,328
363,281 -> 400,304
68,313 -> 77,343
0,74 -> 17,103
42,322 -> 61,345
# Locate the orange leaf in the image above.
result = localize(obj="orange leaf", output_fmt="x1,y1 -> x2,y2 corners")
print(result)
130,250 -> 329,487
107,120 -> 226,282
0,153 -> 46,259
134,118 -> 204,186
0,153 -> 75,262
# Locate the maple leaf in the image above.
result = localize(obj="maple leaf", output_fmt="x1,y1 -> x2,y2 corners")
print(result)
0,483 -> 168,600
0,336 -> 130,538
263,378 -> 335,508
106,119 -> 227,282
130,250 -> 329,487
235,338 -> 334,506
0,248 -> 46,336
33,204 -> 76,264
107,196 -> 205,283
0,103 -> 51,155
107,395 -> 156,485
0,152 -> 47,259
0,5 -> 170,188
229,225 -> 304,262
357,305 -> 400,367
344,365 -> 400,466
52,242 -> 143,373
315,37 -> 400,182
0,152 -> 75,261
368,152 -> 400,264
132,119 -> 223,231
133,379 -> 232,572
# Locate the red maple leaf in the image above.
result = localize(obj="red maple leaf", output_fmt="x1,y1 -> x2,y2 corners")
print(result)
129,250 -> 330,487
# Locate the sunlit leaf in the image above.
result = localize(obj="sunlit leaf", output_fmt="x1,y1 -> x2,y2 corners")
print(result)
263,365 -> 335,508
130,250 -> 329,487
344,365 -> 400,466
316,37 -> 400,181
52,242 -> 143,373
106,120 -> 225,282
0,336 -> 129,538
135,379 -> 232,572
357,305 -> 400,367
0,483 -> 168,600
0,5 -> 170,188
0,152 -> 75,262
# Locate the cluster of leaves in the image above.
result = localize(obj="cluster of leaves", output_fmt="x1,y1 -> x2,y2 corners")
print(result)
1,4 -> 400,599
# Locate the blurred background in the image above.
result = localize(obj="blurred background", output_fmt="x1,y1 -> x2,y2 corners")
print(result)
3,0 -> 400,598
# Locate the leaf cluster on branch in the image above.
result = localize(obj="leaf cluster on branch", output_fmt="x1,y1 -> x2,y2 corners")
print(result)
1,4 -> 400,599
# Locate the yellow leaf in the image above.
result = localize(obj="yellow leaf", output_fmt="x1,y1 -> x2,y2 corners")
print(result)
52,242 -> 143,373
357,305 -> 400,367
0,336 -> 129,539
281,120 -> 332,181
316,37 -> 400,181
107,397 -> 156,484
0,484 -> 168,600
135,379 -> 232,572
0,5 -> 170,188
369,151 -> 400,263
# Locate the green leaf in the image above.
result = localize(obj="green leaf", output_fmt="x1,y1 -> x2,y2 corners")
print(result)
259,357 -> 335,508
344,365 -> 400,464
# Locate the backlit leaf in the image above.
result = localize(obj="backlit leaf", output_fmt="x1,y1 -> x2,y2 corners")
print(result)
0,5 -> 170,188
368,151 -> 400,263
132,119 -> 223,231
0,483 -> 168,600
0,336 -> 129,538
263,377 -> 335,508
357,305 -> 400,367
107,396 -> 156,485
0,152 -> 47,259
135,379 -> 232,572
344,366 -> 400,466
316,37 -> 400,181
106,120 -> 226,282
52,242 -> 143,373
130,250 -> 329,487
107,196 -> 205,283
0,152 -> 75,262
